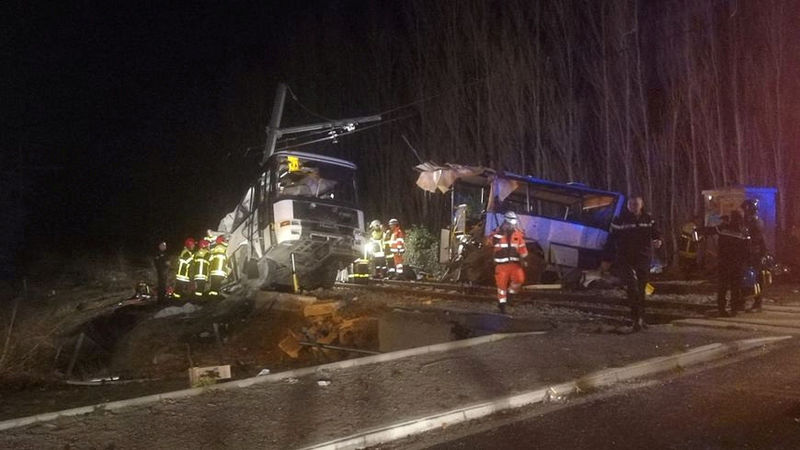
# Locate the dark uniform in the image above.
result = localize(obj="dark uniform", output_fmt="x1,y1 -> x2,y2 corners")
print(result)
743,203 -> 767,311
153,244 -> 170,303
712,215 -> 750,315
604,209 -> 661,329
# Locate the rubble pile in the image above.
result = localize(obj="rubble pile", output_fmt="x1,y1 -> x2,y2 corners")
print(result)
279,301 -> 378,359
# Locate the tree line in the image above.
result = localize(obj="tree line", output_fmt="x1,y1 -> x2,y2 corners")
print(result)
220,0 -> 799,259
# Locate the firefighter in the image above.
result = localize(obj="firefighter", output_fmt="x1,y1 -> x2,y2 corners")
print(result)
205,230 -> 217,250
712,210 -> 749,316
383,224 -> 395,277
368,220 -> 386,278
191,239 -> 211,297
601,196 -> 662,332
678,217 -> 703,277
174,238 -> 195,299
490,211 -> 528,314
388,218 -> 406,279
208,235 -> 231,297
153,241 -> 169,303
742,198 -> 768,312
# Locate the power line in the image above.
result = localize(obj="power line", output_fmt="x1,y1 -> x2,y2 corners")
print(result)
274,113 -> 416,152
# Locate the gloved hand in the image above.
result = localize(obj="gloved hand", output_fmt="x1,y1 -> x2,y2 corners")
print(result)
521,259 -> 529,268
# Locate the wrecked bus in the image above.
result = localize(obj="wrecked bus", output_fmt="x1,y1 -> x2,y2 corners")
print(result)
218,151 -> 365,290
416,163 -> 625,283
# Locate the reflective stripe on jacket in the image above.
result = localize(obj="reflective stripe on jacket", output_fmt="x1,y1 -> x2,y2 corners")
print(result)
604,210 -> 661,266
176,248 -> 194,282
390,228 -> 406,254
491,228 -> 528,264
209,244 -> 230,278
191,248 -> 210,281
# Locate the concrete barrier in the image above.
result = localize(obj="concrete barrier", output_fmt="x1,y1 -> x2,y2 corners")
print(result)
302,335 -> 791,450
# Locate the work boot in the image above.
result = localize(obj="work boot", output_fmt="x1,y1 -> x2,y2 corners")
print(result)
717,309 -> 730,318
498,303 -> 507,315
632,317 -> 648,332
748,298 -> 763,313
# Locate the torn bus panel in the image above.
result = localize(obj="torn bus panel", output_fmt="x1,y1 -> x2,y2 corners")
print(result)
217,151 -> 365,291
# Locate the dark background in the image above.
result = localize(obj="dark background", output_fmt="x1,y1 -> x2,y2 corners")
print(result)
3,2 -> 380,265
3,0 -> 799,279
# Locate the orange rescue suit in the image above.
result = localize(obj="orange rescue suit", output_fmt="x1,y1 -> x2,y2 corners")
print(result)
389,226 -> 406,274
490,227 -> 528,304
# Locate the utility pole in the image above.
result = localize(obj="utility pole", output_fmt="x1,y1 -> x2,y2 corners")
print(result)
261,83 -> 288,165
260,82 -> 381,166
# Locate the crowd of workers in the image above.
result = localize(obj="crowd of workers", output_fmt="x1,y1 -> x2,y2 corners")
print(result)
152,197 -> 772,332
152,233 -> 231,303
489,195 -> 770,331
366,218 -> 406,278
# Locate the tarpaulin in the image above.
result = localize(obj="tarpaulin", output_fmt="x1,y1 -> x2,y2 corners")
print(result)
414,163 -> 489,193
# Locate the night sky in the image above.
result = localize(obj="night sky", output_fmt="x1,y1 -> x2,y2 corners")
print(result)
4,1 -> 375,264
4,1 -> 799,279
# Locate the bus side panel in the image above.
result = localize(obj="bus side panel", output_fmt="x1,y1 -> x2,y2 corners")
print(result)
483,212 -> 609,269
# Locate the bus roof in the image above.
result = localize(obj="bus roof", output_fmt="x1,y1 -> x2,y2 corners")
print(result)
500,172 -> 620,198
270,151 -> 357,170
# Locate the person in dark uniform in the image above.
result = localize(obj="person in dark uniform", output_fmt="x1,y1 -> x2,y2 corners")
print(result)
601,196 -> 662,332
711,210 -> 749,316
153,241 -> 170,303
742,199 -> 767,312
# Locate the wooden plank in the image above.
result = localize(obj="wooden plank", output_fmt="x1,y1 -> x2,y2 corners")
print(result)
303,301 -> 341,318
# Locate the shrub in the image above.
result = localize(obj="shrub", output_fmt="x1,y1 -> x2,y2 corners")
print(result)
404,225 -> 442,278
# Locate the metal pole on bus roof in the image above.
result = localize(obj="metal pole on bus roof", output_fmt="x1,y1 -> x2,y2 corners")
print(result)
262,83 -> 288,165
261,82 -> 381,165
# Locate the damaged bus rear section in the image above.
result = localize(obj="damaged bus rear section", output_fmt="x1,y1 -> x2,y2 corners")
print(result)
219,151 -> 365,290
416,163 -> 625,284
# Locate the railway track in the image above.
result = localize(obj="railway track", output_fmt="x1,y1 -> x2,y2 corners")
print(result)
335,279 -> 717,325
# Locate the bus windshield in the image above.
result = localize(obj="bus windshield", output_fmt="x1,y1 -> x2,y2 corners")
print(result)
270,154 -> 358,205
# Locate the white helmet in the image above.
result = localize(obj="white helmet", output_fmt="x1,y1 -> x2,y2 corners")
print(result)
504,211 -> 518,225
388,218 -> 399,226
369,219 -> 382,229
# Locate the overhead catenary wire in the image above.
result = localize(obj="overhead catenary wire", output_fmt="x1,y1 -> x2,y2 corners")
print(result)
273,113 -> 416,152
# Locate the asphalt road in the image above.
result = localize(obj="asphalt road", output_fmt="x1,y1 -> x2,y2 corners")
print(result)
410,341 -> 800,449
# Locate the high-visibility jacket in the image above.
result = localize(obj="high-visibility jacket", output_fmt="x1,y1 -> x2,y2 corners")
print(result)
209,243 -> 230,278
205,232 -> 217,250
191,248 -> 210,281
389,228 -> 406,254
490,227 -> 528,264
176,247 -> 194,282
370,229 -> 385,257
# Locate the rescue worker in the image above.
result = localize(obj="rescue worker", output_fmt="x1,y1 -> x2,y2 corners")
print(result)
711,210 -> 749,316
368,220 -> 386,278
191,239 -> 211,297
678,217 -> 702,278
601,196 -> 662,332
153,241 -> 170,303
489,211 -> 528,314
174,238 -> 195,299
388,218 -> 406,279
742,198 -> 767,312
208,235 -> 231,297
383,224 -> 395,277
205,230 -> 217,250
